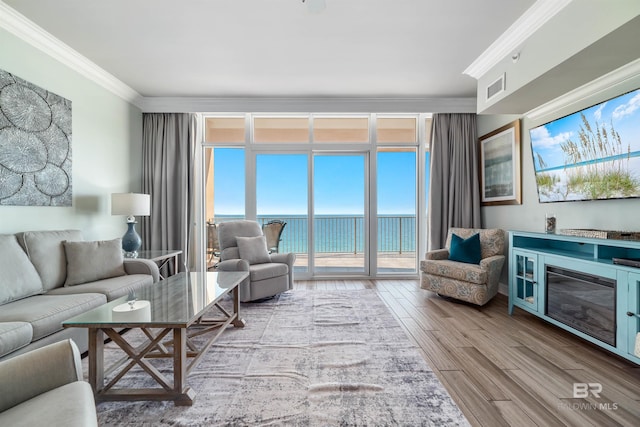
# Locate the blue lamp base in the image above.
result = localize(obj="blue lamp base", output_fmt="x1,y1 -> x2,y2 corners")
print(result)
122,221 -> 142,258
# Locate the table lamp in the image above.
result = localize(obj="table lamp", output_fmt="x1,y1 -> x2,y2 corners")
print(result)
111,193 -> 150,258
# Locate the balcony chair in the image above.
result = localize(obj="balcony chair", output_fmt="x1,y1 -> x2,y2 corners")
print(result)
420,227 -> 505,306
262,220 -> 287,253
217,220 -> 296,302
206,221 -> 220,270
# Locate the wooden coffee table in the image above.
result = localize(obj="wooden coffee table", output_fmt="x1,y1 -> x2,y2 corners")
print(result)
63,270 -> 248,406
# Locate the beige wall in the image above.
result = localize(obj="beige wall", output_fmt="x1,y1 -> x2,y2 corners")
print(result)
0,28 -> 142,240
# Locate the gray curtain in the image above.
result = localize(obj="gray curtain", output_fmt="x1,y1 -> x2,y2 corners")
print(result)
141,113 -> 194,274
428,113 -> 481,250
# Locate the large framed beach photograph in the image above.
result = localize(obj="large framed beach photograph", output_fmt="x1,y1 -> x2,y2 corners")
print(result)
479,119 -> 522,206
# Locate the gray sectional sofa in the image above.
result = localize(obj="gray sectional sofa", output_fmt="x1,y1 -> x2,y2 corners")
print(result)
0,230 -> 160,361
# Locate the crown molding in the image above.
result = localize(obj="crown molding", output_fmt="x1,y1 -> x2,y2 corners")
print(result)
525,58 -> 640,121
138,96 -> 477,113
0,1 -> 475,114
463,0 -> 573,79
0,1 -> 143,107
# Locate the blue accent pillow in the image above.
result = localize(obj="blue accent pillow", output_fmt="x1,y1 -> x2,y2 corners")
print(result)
448,233 -> 482,264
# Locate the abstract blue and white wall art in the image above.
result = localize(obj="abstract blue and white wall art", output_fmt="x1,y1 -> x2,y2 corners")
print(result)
0,69 -> 72,206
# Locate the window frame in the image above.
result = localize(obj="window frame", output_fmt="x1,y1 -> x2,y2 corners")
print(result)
200,112 -> 431,279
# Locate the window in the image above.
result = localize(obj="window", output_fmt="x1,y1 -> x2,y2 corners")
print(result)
377,117 -> 417,143
313,117 -> 369,143
205,117 -> 245,143
202,113 -> 429,279
254,117 -> 308,143
204,147 -> 245,220
377,147 -> 417,273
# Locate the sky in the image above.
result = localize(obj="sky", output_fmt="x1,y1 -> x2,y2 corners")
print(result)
530,89 -> 640,171
213,149 -> 422,216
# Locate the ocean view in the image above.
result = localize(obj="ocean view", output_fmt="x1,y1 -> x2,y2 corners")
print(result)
214,214 -> 416,254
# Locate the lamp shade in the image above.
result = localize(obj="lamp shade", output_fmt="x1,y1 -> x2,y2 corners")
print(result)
111,193 -> 150,216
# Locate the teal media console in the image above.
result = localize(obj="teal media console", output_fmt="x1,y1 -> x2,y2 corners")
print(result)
508,230 -> 640,364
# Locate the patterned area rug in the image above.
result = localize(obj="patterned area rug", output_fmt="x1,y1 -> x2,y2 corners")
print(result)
89,290 -> 469,426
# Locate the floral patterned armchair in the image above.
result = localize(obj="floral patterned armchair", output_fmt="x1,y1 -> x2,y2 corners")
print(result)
420,228 -> 505,306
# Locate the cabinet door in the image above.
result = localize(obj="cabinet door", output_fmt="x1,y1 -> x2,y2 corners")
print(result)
511,250 -> 538,312
627,273 -> 640,361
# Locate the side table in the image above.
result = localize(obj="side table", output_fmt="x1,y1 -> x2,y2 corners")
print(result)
136,249 -> 182,279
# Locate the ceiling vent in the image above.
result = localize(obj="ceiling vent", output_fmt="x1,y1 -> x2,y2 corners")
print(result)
486,73 -> 506,101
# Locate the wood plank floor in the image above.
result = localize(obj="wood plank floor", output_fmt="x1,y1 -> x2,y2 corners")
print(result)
293,279 -> 640,427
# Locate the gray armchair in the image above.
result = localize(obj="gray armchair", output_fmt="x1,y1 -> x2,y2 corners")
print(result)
420,228 -> 505,306
217,220 -> 296,302
0,339 -> 98,426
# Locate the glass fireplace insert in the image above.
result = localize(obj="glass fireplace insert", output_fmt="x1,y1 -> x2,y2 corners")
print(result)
545,265 -> 616,346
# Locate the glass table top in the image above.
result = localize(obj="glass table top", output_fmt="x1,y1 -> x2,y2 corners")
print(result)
134,249 -> 182,261
63,271 -> 248,327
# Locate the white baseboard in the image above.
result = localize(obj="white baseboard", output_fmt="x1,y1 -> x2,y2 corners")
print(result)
498,282 -> 508,296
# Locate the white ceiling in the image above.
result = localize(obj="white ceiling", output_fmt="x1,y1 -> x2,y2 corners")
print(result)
3,0 -> 535,100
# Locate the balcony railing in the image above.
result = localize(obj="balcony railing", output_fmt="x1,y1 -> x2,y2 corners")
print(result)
212,215 -> 416,254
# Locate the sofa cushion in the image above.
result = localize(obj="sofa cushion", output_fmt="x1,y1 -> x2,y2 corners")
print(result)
48,274 -> 153,302
17,230 -> 84,291
0,294 -> 106,341
421,259 -> 488,285
237,236 -> 271,265
0,235 -> 44,306
0,322 -> 33,358
0,381 -> 97,427
249,262 -> 288,282
63,238 -> 126,286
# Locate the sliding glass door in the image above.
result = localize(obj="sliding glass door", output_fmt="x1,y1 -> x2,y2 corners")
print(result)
256,153 -> 308,273
313,153 -> 367,275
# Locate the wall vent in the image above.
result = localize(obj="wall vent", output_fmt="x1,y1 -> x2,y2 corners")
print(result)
486,73 -> 506,101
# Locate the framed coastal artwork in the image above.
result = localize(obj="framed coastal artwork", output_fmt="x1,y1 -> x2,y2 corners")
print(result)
0,68 -> 72,206
479,119 -> 522,206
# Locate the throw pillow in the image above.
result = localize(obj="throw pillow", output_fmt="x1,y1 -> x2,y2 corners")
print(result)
0,234 -> 44,306
448,233 -> 482,264
63,238 -> 126,286
236,236 -> 271,265
18,230 -> 84,291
